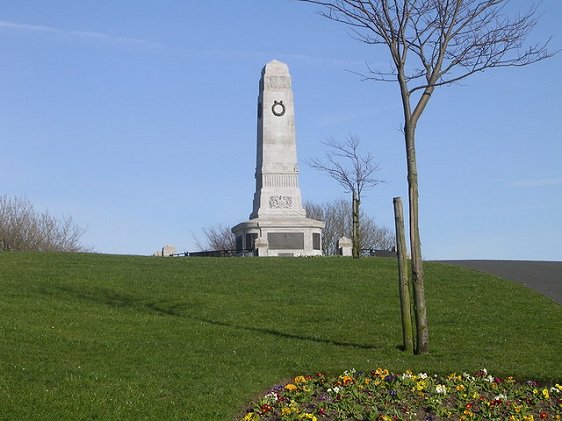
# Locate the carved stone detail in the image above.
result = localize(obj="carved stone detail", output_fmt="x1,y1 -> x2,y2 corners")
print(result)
265,75 -> 291,90
269,195 -> 292,209
263,173 -> 298,188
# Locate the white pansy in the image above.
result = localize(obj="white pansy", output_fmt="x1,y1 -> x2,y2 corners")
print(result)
264,392 -> 278,403
328,386 -> 341,394
463,372 -> 475,381
435,384 -> 447,394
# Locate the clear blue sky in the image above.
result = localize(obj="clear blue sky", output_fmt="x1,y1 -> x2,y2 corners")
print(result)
2,0 -> 561,260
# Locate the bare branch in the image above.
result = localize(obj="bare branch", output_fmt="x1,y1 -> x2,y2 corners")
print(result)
298,0 -> 555,103
309,135 -> 383,198
197,224 -> 236,251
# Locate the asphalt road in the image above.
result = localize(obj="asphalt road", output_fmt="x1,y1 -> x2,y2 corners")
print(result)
438,260 -> 562,305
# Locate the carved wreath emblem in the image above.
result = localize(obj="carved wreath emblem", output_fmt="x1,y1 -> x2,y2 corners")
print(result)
271,100 -> 286,117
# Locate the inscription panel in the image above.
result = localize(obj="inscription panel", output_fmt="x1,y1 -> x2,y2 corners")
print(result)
268,233 -> 304,250
313,233 -> 321,250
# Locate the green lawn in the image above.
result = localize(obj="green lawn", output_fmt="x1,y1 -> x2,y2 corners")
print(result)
0,253 -> 560,420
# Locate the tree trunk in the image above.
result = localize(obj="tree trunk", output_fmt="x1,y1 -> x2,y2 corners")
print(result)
404,123 -> 429,354
393,197 -> 414,353
352,192 -> 360,258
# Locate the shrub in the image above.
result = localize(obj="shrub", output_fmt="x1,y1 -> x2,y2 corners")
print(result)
0,195 -> 87,252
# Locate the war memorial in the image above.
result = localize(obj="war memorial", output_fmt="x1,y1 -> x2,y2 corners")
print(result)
231,60 -> 324,257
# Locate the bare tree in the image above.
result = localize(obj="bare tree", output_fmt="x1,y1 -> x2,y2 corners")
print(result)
196,224 -> 236,251
305,199 -> 394,255
303,201 -> 325,222
0,195 -> 87,252
361,215 -> 395,251
306,199 -> 347,254
298,0 -> 553,354
309,136 -> 382,258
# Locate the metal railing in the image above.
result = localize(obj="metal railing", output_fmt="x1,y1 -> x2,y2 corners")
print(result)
166,249 -> 256,258
160,248 -> 395,258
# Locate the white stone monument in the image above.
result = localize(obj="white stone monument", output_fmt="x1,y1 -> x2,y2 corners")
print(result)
232,60 -> 323,257
338,237 -> 353,257
153,244 -> 177,257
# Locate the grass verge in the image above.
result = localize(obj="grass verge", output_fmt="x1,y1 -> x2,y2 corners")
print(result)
0,253 -> 560,420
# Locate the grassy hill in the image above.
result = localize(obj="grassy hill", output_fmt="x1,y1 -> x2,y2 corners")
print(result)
0,253 -> 560,420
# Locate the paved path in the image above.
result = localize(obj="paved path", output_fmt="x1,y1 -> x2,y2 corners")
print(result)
438,260 -> 562,305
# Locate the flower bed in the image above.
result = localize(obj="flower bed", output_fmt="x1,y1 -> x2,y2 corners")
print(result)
240,369 -> 561,420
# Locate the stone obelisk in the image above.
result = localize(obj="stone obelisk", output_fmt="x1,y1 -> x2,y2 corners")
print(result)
232,60 -> 323,256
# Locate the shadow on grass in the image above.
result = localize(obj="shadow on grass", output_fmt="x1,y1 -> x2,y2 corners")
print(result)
47,285 -> 378,351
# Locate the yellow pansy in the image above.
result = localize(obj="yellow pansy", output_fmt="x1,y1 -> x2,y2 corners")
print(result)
374,368 -> 389,378
448,373 -> 461,381
415,380 -> 427,391
281,407 -> 294,415
341,375 -> 353,385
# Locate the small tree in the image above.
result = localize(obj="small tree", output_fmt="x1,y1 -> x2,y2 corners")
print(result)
196,224 -> 236,251
298,0 -> 553,354
305,199 -> 394,255
0,195 -> 87,252
309,136 -> 382,258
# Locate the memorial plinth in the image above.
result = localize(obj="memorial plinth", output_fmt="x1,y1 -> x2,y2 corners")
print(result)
232,60 -> 323,257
